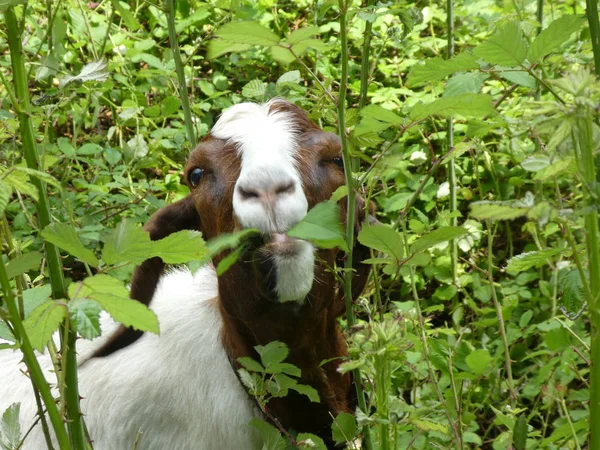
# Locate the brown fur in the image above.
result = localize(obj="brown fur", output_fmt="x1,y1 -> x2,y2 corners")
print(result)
93,101 -> 372,446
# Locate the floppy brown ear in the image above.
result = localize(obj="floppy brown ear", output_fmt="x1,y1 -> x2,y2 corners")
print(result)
92,196 -> 200,358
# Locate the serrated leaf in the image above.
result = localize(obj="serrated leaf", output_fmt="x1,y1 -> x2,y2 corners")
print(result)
150,230 -> 208,264
291,382 -> 320,403
410,94 -> 496,120
473,21 -> 527,67
0,181 -> 9,215
470,202 -> 528,220
270,46 -> 296,64
70,275 -> 159,334
5,252 -> 43,279
1,403 -> 21,448
102,220 -> 152,265
42,223 -> 99,267
287,201 -> 348,251
287,27 -> 320,44
499,70 -> 536,88
360,104 -> 403,125
357,225 -> 404,260
528,15 -> 586,63
411,418 -> 449,434
12,167 -> 61,190
444,73 -> 489,97
505,249 -> 564,274
242,80 -> 267,99
277,70 -> 301,84
22,286 -> 52,317
265,362 -> 301,377
249,419 -> 287,450
533,157 -> 574,180
206,229 -> 261,255
238,356 -> 265,373
2,170 -> 38,201
407,52 -> 480,87
207,40 -> 251,59
256,341 -> 289,366
332,412 -> 358,444
215,242 -> 249,276
297,433 -> 327,449
69,298 -> 102,340
59,59 -> 109,88
466,348 -> 492,375
214,21 -> 280,46
23,301 -> 68,352
558,268 -> 586,314
410,226 -> 468,253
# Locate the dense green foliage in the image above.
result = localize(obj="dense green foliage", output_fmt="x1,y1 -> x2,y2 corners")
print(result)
1,0 -> 600,448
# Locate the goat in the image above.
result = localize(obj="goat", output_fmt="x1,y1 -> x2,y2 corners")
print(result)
0,99 -> 372,449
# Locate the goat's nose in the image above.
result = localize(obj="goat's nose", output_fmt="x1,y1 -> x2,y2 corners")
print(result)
237,180 -> 296,204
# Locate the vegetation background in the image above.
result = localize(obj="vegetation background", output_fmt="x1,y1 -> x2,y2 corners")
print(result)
1,0 -> 600,448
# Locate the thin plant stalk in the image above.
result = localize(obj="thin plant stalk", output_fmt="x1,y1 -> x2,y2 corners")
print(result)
0,256 -> 71,449
358,0 -> 375,110
574,115 -> 600,449
586,0 -> 600,77
446,0 -> 458,291
337,1 -> 372,449
4,7 -> 86,448
165,0 -> 196,146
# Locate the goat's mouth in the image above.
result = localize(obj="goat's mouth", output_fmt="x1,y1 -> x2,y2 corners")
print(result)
261,233 -> 306,257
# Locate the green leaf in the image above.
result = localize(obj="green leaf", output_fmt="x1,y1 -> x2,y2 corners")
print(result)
528,15 -> 586,63
69,298 -> 102,340
533,157 -> 574,180
520,155 -> 550,172
277,70 -> 301,84
513,414 -> 528,450
12,166 -> 61,190
215,242 -> 249,276
206,229 -> 260,255
287,27 -> 320,44
291,382 -> 320,403
22,286 -> 52,317
207,40 -> 251,59
444,73 -> 489,97
407,52 -> 480,86
466,348 -> 492,375
473,21 -> 527,67
238,356 -> 265,373
265,362 -> 301,377
214,21 -> 280,46
287,201 -> 348,251
331,412 -> 358,444
410,226 -> 468,253
410,418 -> 449,435
410,94 -> 496,120
256,341 -> 289,366
242,80 -> 267,99
297,433 -> 327,449
42,223 -> 99,267
161,96 -> 181,116
249,419 -> 287,450
0,0 -> 25,11
1,403 -> 21,448
470,202 -> 528,220
5,252 -> 43,279
357,224 -> 404,260
150,230 -> 208,264
102,220 -> 152,265
109,0 -> 140,30
360,104 -> 403,125
505,249 -> 563,274
499,70 -> 536,88
0,181 -> 9,215
70,275 -> 159,334
23,300 -> 67,352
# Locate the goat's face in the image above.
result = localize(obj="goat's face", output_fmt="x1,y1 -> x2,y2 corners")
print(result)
183,100 -> 348,304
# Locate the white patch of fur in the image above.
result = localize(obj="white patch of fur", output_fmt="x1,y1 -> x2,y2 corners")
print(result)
0,267 -> 262,450
274,241 -> 315,302
213,100 -> 315,303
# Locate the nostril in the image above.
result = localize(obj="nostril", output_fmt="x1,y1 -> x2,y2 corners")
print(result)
238,186 -> 260,200
275,182 -> 295,196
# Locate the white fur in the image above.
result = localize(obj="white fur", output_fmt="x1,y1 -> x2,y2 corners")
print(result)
0,267 -> 261,450
213,100 -> 314,303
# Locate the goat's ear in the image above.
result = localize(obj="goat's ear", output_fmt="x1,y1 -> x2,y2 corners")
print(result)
91,196 -> 200,358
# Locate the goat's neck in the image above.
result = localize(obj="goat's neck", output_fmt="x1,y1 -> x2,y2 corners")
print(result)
217,263 -> 353,440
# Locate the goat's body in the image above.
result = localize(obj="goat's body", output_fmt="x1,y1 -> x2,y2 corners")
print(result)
0,267 -> 261,450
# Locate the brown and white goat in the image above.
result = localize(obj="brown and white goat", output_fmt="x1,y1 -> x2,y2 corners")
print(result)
0,99 -> 371,449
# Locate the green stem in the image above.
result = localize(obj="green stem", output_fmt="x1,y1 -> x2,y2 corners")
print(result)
165,0 -> 196,146
576,115 -> 600,449
586,0 -> 600,77
0,254 -> 71,449
338,2 -> 372,449
4,8 -> 86,448
447,0 -> 458,293
356,0 -> 375,172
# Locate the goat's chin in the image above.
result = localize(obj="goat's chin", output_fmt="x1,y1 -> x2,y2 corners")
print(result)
260,235 -> 315,303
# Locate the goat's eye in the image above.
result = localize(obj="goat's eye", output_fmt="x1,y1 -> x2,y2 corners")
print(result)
332,156 -> 344,168
189,168 -> 204,187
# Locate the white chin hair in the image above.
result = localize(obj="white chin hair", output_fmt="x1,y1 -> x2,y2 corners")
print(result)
274,241 -> 315,303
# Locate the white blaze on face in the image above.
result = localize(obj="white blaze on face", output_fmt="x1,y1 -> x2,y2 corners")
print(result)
211,100 -> 314,303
